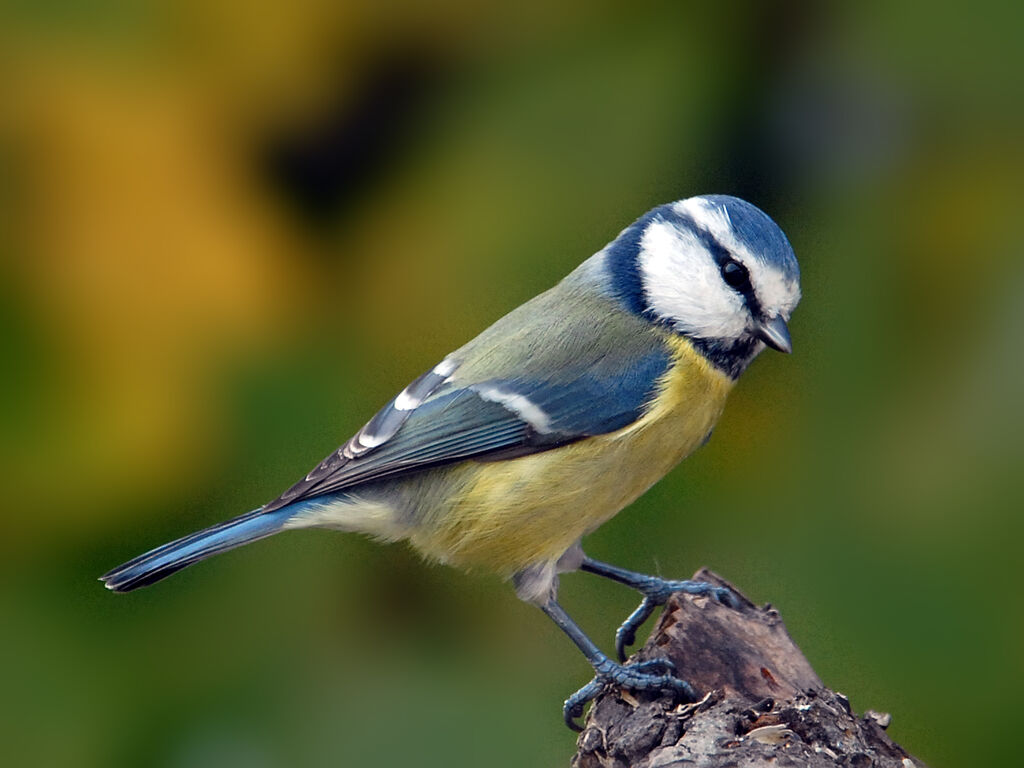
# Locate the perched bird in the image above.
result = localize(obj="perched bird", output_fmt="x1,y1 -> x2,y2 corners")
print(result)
102,194 -> 800,729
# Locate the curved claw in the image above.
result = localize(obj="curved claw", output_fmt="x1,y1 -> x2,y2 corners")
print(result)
712,585 -> 742,609
615,597 -> 657,661
562,658 -> 696,731
614,583 -> 739,661
563,679 -> 604,731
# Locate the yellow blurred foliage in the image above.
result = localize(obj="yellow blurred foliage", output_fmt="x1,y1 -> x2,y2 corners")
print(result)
2,49 -> 312,535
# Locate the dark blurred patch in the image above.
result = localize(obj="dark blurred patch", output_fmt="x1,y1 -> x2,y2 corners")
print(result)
259,49 -> 447,232
700,0 -> 832,210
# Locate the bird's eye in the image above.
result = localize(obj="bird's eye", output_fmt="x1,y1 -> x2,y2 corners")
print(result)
720,260 -> 750,290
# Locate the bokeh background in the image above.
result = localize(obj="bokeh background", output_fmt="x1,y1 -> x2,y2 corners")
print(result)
2,1 -> 1021,766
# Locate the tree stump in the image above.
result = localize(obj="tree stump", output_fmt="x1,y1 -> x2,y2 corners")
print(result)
571,569 -> 927,768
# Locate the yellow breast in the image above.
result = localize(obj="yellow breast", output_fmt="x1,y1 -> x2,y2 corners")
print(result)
409,335 -> 735,576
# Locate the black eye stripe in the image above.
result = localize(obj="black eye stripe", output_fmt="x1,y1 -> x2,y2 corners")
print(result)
667,211 -> 762,312
721,259 -> 762,317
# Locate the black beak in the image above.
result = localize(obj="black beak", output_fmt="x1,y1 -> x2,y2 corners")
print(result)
755,315 -> 792,354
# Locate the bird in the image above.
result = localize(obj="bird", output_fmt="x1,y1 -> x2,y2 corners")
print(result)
101,194 -> 800,729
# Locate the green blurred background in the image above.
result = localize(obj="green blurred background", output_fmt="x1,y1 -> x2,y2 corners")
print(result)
1,1 -> 1021,766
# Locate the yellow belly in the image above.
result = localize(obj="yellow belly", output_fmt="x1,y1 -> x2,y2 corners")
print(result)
408,336 -> 734,575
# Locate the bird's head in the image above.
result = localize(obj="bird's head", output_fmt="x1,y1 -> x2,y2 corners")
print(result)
604,194 -> 801,378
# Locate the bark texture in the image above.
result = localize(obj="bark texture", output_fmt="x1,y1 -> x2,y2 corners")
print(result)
571,569 -> 927,768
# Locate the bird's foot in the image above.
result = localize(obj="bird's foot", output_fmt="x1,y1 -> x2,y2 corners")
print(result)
615,579 -> 739,661
562,657 -> 694,731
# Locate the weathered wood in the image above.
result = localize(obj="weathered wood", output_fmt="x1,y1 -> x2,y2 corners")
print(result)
571,569 -> 927,768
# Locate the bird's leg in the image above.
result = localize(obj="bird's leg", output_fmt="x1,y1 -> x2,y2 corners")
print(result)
579,557 -> 740,661
540,598 -> 694,731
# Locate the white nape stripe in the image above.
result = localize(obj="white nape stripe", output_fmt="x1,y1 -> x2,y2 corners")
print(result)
720,202 -> 733,231
474,384 -> 553,434
673,197 -> 736,249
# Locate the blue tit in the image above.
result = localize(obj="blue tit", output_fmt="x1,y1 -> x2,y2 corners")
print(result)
102,194 -> 800,729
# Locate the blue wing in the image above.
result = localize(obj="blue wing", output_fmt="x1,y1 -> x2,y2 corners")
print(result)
263,346 -> 671,511
261,274 -> 679,512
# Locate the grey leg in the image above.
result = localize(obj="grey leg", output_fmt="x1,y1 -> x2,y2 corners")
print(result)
580,557 -> 739,661
540,598 -> 694,731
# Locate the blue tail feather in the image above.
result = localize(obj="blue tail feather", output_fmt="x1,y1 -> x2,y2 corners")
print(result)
101,505 -> 297,592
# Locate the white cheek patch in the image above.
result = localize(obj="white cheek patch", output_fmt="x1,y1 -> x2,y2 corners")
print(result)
638,219 -> 748,340
673,197 -> 801,319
